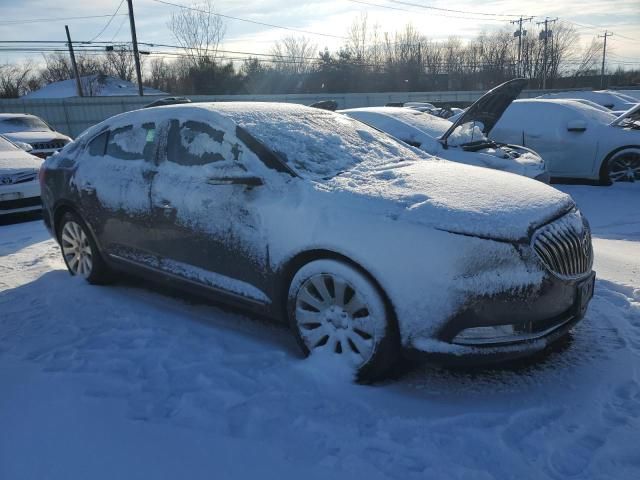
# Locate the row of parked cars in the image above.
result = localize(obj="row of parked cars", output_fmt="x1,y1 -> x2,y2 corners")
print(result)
2,81 -> 638,380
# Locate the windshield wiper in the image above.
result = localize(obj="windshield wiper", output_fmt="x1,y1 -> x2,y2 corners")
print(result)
461,140 -> 497,152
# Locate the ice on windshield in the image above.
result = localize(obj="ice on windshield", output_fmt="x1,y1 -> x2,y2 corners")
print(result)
215,103 -> 427,180
0,116 -> 51,134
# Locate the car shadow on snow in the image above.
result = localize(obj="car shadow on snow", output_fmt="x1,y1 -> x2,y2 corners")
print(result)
0,215 -> 51,256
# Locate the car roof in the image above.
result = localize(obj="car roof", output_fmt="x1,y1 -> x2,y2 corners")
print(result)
0,113 -> 41,120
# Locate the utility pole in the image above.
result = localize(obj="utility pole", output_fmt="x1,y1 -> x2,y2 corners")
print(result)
511,16 -> 533,77
537,17 -> 557,89
598,31 -> 613,88
126,0 -> 144,96
65,25 -> 84,97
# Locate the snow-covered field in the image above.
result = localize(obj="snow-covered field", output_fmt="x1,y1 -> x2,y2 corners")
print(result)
1,184 -> 639,480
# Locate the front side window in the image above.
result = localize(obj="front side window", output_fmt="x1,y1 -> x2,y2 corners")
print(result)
166,119 -> 238,166
106,122 -> 156,161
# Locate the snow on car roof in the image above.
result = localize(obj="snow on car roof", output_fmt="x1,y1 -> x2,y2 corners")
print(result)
510,99 -> 617,124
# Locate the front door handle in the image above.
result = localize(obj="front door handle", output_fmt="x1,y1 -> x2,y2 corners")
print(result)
82,184 -> 95,195
159,203 -> 176,216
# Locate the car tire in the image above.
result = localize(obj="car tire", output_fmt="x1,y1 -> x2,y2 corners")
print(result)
287,259 -> 401,383
58,211 -> 111,284
601,150 -> 640,184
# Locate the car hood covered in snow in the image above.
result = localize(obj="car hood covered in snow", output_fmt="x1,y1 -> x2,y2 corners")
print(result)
325,159 -> 573,242
0,149 -> 43,173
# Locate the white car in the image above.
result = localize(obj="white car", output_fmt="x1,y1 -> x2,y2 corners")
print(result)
0,135 -> 43,215
341,79 -> 549,182
491,99 -> 640,183
537,90 -> 637,112
0,114 -> 72,159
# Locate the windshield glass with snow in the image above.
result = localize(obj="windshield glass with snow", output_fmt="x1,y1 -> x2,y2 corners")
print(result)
0,116 -> 51,134
0,136 -> 20,152
219,104 -> 427,180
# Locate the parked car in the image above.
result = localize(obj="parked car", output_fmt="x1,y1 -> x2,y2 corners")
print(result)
341,79 -> 549,182
491,99 -> 640,183
0,113 -> 72,158
0,135 -> 43,215
41,102 -> 594,381
537,90 -> 637,112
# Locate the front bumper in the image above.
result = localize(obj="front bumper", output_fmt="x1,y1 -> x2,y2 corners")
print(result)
0,181 -> 41,215
410,271 -> 595,364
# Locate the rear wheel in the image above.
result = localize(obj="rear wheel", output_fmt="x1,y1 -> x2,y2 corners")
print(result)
58,211 -> 111,284
604,151 -> 640,183
287,259 -> 400,382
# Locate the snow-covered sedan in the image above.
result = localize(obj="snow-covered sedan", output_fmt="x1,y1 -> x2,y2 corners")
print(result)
0,135 -> 43,215
0,113 -> 72,159
491,99 -> 640,183
341,79 -> 549,182
40,103 -> 594,381
537,90 -> 637,112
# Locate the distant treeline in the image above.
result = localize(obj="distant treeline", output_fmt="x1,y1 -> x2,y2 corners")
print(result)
1,13 -> 638,98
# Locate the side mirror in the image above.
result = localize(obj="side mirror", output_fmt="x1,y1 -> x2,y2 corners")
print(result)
206,176 -> 263,187
567,120 -> 587,132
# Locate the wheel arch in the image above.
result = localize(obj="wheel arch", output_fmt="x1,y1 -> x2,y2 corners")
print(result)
52,201 -> 80,240
598,144 -> 640,184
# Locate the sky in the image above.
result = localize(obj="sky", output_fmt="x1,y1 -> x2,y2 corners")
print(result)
0,0 -> 638,71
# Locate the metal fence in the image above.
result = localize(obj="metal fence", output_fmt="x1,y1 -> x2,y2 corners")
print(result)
0,89 -> 550,138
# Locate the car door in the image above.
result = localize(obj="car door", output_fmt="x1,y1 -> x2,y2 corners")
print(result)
493,103 -> 596,177
148,117 -> 274,305
74,120 -> 158,260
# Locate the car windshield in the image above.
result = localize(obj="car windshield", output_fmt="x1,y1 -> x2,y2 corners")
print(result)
0,116 -> 51,134
219,104 -> 427,180
0,136 -> 20,152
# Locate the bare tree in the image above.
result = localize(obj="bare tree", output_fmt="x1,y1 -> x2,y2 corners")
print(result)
572,38 -> 603,79
0,63 -> 39,98
270,36 -> 317,75
168,0 -> 226,69
103,46 -> 138,81
40,52 -> 103,83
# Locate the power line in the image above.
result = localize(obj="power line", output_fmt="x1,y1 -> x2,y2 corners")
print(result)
384,0 -> 523,18
0,13 -> 128,26
89,0 -> 126,43
345,0 -> 513,22
150,0 -> 348,40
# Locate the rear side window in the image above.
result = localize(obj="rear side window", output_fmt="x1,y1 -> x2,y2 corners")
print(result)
106,122 -> 156,161
166,119 -> 229,166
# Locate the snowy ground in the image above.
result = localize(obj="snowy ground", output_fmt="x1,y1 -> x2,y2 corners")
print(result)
1,184 -> 639,480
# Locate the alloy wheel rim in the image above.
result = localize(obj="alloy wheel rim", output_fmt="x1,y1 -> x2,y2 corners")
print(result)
609,154 -> 640,182
295,273 -> 378,366
61,221 -> 93,278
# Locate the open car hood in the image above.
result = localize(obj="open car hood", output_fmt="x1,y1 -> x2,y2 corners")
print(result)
610,102 -> 640,127
441,78 -> 527,144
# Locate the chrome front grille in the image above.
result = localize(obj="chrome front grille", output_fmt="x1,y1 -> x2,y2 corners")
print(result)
31,141 -> 66,151
532,211 -> 593,280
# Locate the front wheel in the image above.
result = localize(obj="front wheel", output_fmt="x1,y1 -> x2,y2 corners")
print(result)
287,259 -> 400,382
58,211 -> 111,284
603,151 -> 640,183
